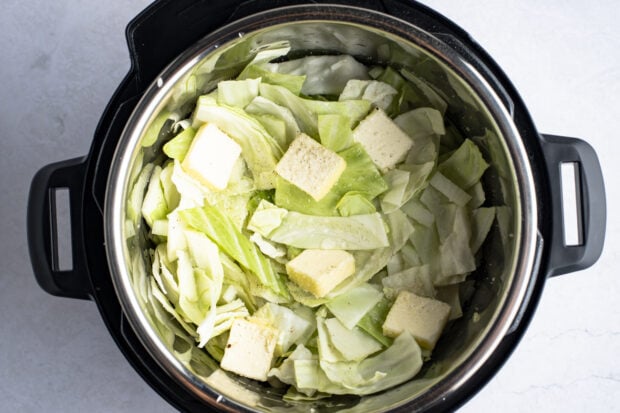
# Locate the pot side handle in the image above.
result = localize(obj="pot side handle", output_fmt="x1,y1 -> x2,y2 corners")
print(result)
540,134 -> 606,277
27,157 -> 91,300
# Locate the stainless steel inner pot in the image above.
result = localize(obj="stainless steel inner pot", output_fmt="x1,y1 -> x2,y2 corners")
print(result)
105,5 -> 539,412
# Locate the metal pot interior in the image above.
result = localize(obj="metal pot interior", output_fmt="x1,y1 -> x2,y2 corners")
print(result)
105,5 -> 538,412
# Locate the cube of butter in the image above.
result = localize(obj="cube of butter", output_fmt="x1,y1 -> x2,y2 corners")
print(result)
275,133 -> 346,201
181,123 -> 242,190
220,318 -> 277,381
285,249 -> 355,298
352,108 -> 413,172
382,290 -> 451,350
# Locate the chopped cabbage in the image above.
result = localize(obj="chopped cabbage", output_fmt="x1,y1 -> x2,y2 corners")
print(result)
129,47 -> 500,399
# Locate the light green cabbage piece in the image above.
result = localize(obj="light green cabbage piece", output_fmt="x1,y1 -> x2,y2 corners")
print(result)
153,244 -> 179,304
219,253 -> 258,313
216,78 -> 261,108
175,250 -> 206,325
400,69 -> 448,115
325,283 -> 383,330
183,229 -> 225,347
429,171 -> 472,207
178,204 -> 288,297
387,254 -> 405,277
380,163 -> 434,213
245,96 -> 300,147
401,198 -> 434,227
149,277 -> 197,339
409,218 -> 440,265
373,66 -> 407,115
127,163 -> 154,225
268,344 -> 318,397
339,79 -> 398,112
438,139 -> 489,189
435,284 -> 463,320
316,332 -> 423,395
208,299 -> 250,339
471,207 -> 496,253
400,242 -> 422,268
246,199 -> 288,236
357,297 -> 393,347
150,245 -> 168,295
265,55 -> 370,96
384,210 -> 415,253
394,107 -> 445,143
395,108 -> 443,170
249,232 -> 286,260
252,302 -> 315,356
159,162 -> 180,212
265,211 -> 389,250
436,206 -> 476,285
130,245 -> 149,305
467,181 -> 486,209
236,40 -> 292,71
142,110 -> 173,148
324,317 -> 383,361
318,114 -> 353,153
162,126 -> 196,161
252,114 -> 287,149
141,165 -> 168,228
170,160 -> 208,209
316,315 -> 345,363
336,192 -> 377,216
381,265 -> 435,300
380,169 -> 411,214
259,83 -> 371,138
238,64 -> 306,95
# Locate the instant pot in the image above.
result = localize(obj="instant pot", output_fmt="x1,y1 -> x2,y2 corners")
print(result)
27,0 -> 606,411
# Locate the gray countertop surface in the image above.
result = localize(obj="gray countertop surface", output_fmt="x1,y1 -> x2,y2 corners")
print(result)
1,1 -> 618,412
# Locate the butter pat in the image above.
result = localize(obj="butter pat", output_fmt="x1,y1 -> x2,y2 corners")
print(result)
285,249 -> 355,298
275,133 -> 346,201
382,290 -> 451,350
352,108 -> 413,172
181,123 -> 242,190
220,318 -> 277,381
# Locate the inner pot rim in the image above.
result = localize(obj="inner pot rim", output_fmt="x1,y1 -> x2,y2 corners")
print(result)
104,4 -> 539,411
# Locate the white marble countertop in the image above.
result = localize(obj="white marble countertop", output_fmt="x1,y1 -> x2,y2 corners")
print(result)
1,1 -> 618,412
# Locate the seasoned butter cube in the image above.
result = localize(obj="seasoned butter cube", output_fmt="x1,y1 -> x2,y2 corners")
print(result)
285,249 -> 355,298
181,123 -> 242,190
275,134 -> 346,201
352,108 -> 413,172
220,318 -> 277,381
382,290 -> 451,350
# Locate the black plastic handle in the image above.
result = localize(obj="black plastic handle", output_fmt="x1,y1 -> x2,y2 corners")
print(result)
27,157 -> 91,300
540,134 -> 606,277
